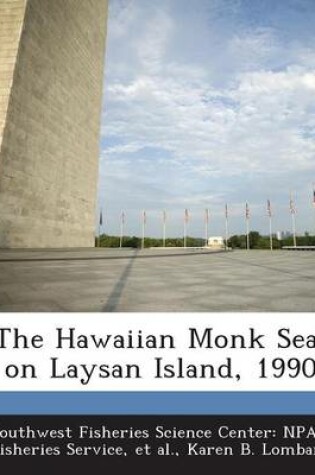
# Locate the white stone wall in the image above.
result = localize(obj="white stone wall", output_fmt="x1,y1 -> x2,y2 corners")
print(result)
0,0 -> 27,153
0,0 -> 108,247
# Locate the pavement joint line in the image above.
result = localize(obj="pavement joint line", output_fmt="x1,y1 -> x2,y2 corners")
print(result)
0,249 -> 227,263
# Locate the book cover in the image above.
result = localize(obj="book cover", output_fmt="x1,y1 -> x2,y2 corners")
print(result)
0,0 -> 315,468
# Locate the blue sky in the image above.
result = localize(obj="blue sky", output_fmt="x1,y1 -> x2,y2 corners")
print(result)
98,0 -> 315,238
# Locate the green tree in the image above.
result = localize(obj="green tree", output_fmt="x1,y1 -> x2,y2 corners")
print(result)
249,231 -> 261,248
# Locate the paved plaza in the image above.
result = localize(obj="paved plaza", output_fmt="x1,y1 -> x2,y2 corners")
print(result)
0,248 -> 314,312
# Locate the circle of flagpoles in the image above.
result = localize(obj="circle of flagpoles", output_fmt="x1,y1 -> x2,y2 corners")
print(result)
97,183 -> 314,250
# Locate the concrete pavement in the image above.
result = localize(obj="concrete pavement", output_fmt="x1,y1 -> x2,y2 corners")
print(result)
0,249 -> 314,312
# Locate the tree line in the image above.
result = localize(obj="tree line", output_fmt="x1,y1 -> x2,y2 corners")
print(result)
228,232 -> 315,249
97,235 -> 204,248
96,232 -> 315,249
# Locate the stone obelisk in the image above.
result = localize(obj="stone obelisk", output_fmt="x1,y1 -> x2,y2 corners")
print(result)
0,0 -> 108,247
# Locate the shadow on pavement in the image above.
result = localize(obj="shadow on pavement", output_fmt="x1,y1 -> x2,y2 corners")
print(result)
103,250 -> 139,312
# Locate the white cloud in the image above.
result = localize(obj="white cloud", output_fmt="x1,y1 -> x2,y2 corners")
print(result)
100,0 -> 315,236
103,66 -> 315,174
135,8 -> 173,74
108,0 -> 138,39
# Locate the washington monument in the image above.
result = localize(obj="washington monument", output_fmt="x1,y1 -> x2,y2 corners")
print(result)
0,0 -> 108,248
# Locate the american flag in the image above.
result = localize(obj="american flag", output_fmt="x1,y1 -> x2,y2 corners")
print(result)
184,209 -> 189,223
289,193 -> 296,214
245,202 -> 250,220
313,184 -> 315,208
143,210 -> 147,224
225,203 -> 228,219
163,210 -> 167,223
120,211 -> 125,224
267,199 -> 272,217
99,210 -> 103,226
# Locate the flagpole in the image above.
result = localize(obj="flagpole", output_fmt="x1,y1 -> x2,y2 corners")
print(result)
246,219 -> 250,250
205,209 -> 209,247
225,204 -> 229,251
119,211 -> 124,248
291,212 -> 297,248
163,211 -> 166,248
246,203 -> 250,250
183,209 -> 188,248
267,200 -> 273,251
290,192 -> 297,248
120,218 -> 123,248
142,211 -> 146,249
